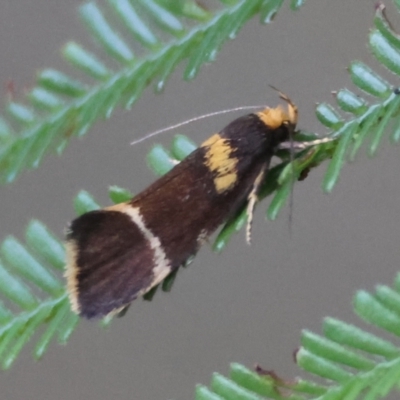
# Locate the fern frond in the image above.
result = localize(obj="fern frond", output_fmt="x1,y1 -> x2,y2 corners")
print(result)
317,4 -> 400,184
0,220 -> 73,369
196,274 -> 400,400
1,0 -> 399,379
0,0 -> 302,185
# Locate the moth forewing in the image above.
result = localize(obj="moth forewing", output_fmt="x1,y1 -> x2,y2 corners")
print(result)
65,100 -> 297,319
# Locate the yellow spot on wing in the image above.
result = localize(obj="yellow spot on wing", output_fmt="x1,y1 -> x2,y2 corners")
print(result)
201,133 -> 238,193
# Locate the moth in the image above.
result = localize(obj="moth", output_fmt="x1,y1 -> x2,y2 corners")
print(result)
65,93 -> 298,319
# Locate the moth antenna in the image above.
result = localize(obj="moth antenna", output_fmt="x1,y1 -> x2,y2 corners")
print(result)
130,105 -> 266,146
268,85 -> 295,106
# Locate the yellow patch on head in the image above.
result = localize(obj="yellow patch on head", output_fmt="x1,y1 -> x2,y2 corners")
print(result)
256,105 -> 289,129
201,133 -> 238,193
64,240 -> 80,314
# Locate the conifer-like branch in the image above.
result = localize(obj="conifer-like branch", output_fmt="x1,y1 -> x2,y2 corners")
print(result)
1,7 -> 400,400
197,273 -> 400,400
0,0 -> 301,184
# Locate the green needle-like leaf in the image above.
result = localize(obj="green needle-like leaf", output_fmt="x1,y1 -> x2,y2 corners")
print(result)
4,5 -> 400,400
0,0 -> 296,184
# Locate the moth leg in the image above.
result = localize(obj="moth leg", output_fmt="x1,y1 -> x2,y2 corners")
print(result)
278,137 -> 333,151
246,162 -> 269,244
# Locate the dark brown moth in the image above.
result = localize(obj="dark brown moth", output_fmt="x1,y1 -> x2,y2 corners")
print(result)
65,95 -> 298,319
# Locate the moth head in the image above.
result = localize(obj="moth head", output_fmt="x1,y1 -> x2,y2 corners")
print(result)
257,88 -> 297,129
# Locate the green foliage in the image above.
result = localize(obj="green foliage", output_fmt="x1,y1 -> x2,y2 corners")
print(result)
0,0 -> 302,369
0,221 -> 76,369
315,4 -> 400,189
196,274 -> 400,399
0,3 -> 400,400
0,0 -> 299,185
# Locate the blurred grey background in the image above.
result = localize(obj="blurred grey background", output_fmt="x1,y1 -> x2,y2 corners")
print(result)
1,1 -> 400,399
